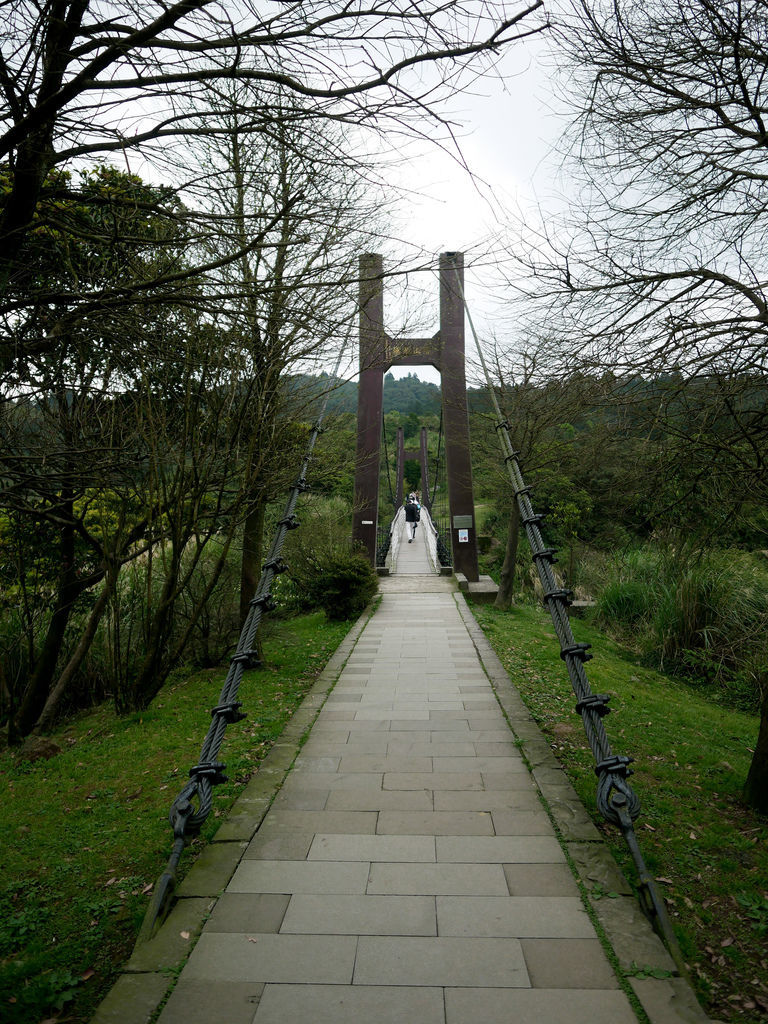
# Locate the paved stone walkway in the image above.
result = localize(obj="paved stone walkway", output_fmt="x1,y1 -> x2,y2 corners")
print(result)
94,576 -> 709,1024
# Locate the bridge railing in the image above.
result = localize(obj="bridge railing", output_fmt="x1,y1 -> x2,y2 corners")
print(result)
375,518 -> 393,567
419,506 -> 440,574
382,506 -> 405,571
429,511 -> 453,569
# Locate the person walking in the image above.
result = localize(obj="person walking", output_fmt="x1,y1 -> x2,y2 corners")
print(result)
405,493 -> 420,542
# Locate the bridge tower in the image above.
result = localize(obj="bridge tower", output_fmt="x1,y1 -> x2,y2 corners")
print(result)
352,252 -> 479,582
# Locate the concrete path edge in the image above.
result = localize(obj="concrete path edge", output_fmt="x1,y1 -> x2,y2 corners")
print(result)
90,604 -> 375,1024
454,592 -> 714,1024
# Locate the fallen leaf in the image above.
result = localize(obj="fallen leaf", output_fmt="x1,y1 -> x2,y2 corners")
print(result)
81,969 -> 95,981
180,931 -> 190,940
655,877 -> 674,885
721,937 -> 734,948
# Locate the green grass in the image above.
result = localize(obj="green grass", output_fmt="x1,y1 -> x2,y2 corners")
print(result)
473,602 -> 768,1023
0,611 -> 350,1024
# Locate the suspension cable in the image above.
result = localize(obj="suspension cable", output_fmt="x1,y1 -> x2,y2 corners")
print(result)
382,412 -> 396,511
429,406 -> 443,509
457,280 -> 688,975
138,344 -> 347,944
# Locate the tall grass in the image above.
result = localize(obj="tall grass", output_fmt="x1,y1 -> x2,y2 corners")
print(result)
592,544 -> 768,710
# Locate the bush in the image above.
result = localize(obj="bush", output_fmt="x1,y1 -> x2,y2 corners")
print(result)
282,496 -> 378,620
306,552 -> 378,621
597,578 -> 652,626
593,542 -> 768,710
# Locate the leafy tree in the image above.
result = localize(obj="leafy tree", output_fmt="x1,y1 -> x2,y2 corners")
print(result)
0,166 -> 263,734
469,342 -> 609,606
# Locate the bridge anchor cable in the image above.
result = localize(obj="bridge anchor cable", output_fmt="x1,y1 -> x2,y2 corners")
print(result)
458,279 -> 687,976
137,345 -> 347,945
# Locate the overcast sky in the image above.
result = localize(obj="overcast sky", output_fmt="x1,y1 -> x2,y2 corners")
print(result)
377,28 -> 563,385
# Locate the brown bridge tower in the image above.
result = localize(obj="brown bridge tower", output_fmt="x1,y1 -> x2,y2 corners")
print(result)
352,252 -> 479,582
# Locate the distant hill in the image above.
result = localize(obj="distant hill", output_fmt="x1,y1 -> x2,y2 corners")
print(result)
290,372 -> 442,415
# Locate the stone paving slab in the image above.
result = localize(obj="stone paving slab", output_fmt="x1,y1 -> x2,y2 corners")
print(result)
435,895 -> 596,938
183,932 -> 357,983
435,834 -> 564,862
158,980 -> 264,1024
252,984 -> 445,1024
281,893 -> 437,935
227,859 -> 370,894
325,787 -> 435,811
353,935 -> 530,987
94,578 -> 714,1024
445,987 -> 640,1024
375,809 -> 495,834
366,862 -> 509,895
307,833 -> 436,861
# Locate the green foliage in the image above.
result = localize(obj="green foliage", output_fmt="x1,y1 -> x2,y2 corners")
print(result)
403,459 -> 421,492
305,552 -> 378,621
597,578 -> 651,626
0,883 -> 49,956
593,544 -> 768,710
736,893 -> 768,937
382,373 -> 441,416
278,497 -> 378,621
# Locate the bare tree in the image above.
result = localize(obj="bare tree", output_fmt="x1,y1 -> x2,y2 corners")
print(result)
515,0 -> 768,380
508,0 -> 768,810
180,85 -> 389,625
0,1 -> 546,305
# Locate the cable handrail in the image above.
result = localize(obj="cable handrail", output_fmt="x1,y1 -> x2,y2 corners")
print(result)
457,277 -> 688,976
137,345 -> 347,944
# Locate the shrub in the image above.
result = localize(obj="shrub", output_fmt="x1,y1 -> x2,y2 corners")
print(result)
597,578 -> 652,627
279,496 -> 378,620
593,542 -> 768,711
306,552 -> 378,621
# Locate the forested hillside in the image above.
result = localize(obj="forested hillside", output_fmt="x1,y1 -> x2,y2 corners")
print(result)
293,371 -> 442,415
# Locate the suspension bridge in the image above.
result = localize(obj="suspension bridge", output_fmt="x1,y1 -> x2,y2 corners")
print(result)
92,256 -> 710,1024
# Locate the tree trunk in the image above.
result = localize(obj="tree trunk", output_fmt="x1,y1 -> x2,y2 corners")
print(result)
32,564 -> 117,734
128,544 -> 183,711
240,499 -> 265,627
494,503 -> 520,609
743,686 -> 768,814
11,511 -> 97,738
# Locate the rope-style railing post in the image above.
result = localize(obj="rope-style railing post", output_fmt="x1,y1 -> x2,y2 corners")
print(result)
138,356 -> 343,944
458,283 -> 686,973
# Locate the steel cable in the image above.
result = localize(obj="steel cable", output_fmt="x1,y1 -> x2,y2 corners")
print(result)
382,412 -> 396,510
457,279 -> 690,976
138,345 -> 346,942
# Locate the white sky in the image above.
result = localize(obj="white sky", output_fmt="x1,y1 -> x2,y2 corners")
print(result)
379,30 -> 562,386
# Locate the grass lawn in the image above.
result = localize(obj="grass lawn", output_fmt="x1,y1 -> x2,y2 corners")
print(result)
0,611 -> 350,1024
473,602 -> 768,1024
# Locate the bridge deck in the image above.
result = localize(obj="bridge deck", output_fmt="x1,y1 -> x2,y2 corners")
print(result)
99,578 -> 707,1023
394,514 -> 434,574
